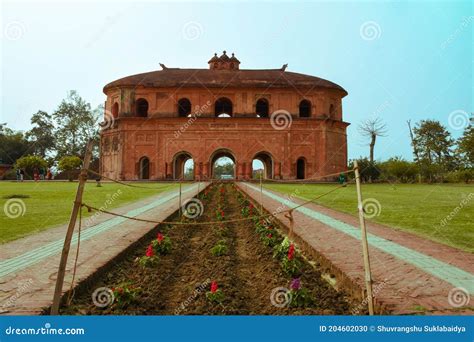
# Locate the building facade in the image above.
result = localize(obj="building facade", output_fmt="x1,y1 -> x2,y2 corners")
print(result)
100,52 -> 349,180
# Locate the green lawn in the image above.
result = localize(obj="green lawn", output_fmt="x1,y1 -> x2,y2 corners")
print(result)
264,183 -> 474,253
0,181 -> 178,243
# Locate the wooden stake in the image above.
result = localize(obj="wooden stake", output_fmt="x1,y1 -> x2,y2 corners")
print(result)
285,209 -> 295,239
354,160 -> 375,315
51,141 -> 93,315
259,174 -> 263,214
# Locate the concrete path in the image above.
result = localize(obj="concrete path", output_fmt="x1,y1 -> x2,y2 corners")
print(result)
0,183 -> 207,315
238,182 -> 474,315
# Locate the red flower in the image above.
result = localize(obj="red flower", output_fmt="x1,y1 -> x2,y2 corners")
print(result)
249,203 -> 254,209
220,210 -> 225,218
157,233 -> 164,243
267,233 -> 273,238
146,244 -> 154,257
288,244 -> 295,260
220,187 -> 225,194
210,281 -> 218,293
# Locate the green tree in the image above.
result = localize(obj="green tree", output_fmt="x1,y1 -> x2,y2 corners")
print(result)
457,123 -> 474,168
348,158 -> 380,182
379,157 -> 418,183
213,162 -> 235,178
25,110 -> 55,158
0,126 -> 30,165
413,120 -> 455,181
15,155 -> 47,177
53,91 -> 100,159
58,155 -> 82,181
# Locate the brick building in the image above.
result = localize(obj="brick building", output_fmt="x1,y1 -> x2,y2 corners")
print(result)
100,52 -> 349,180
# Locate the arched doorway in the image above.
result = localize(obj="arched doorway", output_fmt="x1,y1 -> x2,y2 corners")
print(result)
252,152 -> 273,179
296,158 -> 305,179
173,152 -> 194,180
135,98 -> 149,117
256,98 -> 269,117
139,157 -> 150,180
178,98 -> 191,117
210,149 -> 236,179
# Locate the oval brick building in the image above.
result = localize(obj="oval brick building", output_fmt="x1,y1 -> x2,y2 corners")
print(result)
100,51 -> 349,180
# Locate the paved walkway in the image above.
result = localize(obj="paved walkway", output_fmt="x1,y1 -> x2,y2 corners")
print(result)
0,183 -> 207,315
238,182 -> 474,315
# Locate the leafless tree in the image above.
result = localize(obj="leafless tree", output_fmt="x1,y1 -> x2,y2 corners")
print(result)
358,117 -> 387,163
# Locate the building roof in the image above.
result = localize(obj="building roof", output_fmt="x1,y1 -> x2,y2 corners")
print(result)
103,53 -> 346,95
104,68 -> 347,94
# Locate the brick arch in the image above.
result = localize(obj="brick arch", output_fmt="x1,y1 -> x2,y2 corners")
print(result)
252,151 -> 274,179
172,151 -> 193,180
209,148 -> 236,179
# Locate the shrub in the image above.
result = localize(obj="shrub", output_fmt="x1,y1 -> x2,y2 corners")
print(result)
138,244 -> 159,268
288,278 -> 313,308
58,155 -> 82,181
15,155 -> 47,176
112,282 -> 141,308
152,232 -> 172,255
206,281 -> 224,304
210,240 -> 228,256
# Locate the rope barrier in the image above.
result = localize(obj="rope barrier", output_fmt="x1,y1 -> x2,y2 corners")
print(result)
80,181 -> 351,226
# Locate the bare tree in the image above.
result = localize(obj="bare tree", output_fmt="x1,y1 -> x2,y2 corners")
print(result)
358,117 -> 387,163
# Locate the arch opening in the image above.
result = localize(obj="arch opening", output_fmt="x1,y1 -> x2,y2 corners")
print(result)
173,152 -> 194,180
135,98 -> 149,117
178,98 -> 192,117
139,157 -> 150,180
299,100 -> 311,118
211,150 -> 235,179
215,97 -> 233,117
256,98 -> 269,118
112,102 -> 119,118
296,158 -> 305,179
252,152 -> 273,179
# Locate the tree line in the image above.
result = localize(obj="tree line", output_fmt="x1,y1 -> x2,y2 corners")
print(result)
354,118 -> 473,183
0,91 -> 101,179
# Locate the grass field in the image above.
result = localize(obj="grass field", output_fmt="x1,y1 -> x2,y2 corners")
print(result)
264,183 -> 474,253
0,181 -> 178,243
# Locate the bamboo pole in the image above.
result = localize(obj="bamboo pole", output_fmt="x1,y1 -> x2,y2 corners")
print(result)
353,160 -> 375,315
259,174 -> 263,214
179,180 -> 182,216
51,141 -> 93,315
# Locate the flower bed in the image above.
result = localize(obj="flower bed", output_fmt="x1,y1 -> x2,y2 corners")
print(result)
63,183 -> 356,315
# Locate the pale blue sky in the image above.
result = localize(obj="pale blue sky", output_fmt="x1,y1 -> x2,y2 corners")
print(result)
2,0 -> 472,160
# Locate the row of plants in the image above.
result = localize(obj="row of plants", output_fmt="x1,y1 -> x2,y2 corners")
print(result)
237,190 -> 313,308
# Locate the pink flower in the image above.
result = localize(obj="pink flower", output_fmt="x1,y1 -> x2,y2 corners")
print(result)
290,278 -> 301,291
210,281 -> 218,293
146,244 -> 154,257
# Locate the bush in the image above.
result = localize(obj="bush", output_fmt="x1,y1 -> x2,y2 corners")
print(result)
379,157 -> 418,183
58,155 -> 82,181
210,240 -> 228,256
445,169 -> 473,183
15,155 -> 47,177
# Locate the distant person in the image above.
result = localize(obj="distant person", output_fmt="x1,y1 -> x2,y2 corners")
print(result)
33,168 -> 39,181
20,168 -> 25,182
47,168 -> 52,180
39,167 -> 45,180
16,168 -> 21,181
